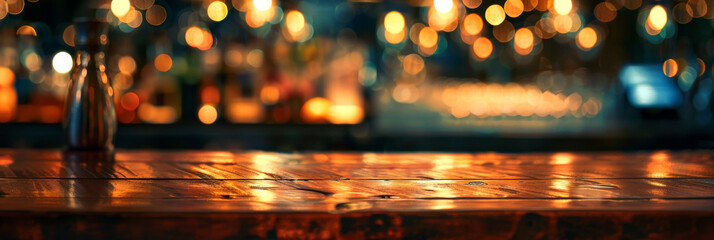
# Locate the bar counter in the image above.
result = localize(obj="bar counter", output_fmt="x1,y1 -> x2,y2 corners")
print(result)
0,149 -> 712,239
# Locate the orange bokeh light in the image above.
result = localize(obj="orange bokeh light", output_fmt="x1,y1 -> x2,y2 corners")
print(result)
472,37 -> 493,60
301,97 -> 331,123
154,54 -> 172,72
120,92 -> 140,111
198,104 -> 218,124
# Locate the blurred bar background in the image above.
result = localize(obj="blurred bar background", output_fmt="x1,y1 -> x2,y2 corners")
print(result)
0,0 -> 713,151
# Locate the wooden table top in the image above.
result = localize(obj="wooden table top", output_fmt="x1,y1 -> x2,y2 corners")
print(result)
1,149 -> 712,239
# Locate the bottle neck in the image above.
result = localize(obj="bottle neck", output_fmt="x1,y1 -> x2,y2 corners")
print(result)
75,48 -> 106,69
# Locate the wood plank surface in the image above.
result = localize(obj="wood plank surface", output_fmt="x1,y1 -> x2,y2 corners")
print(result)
0,149 -> 712,239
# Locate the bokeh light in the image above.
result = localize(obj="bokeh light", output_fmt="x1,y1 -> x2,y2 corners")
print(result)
462,13 -> 483,36
690,0 -> 708,18
672,3 -> 693,24
134,0 -> 154,10
154,54 -> 172,72
553,14 -> 573,34
301,97 -> 331,123
428,1 -> 459,32
419,26 -> 439,49
624,0 -> 642,10
403,54 -> 425,75
553,0 -> 573,15
253,0 -> 272,11
23,52 -> 41,71
185,27 -> 204,47
393,83 -> 420,103
260,85 -> 280,105
514,27 -> 534,55
462,0 -> 481,9
62,25 -> 75,47
198,105 -> 218,124
146,5 -> 167,26
647,5 -> 668,33
118,56 -> 136,74
504,0 -> 524,18
185,26 -> 214,50
384,11 -> 405,34
594,2 -> 617,23
485,4 -> 506,26
472,37 -> 493,60
0,67 -> 17,123
52,52 -> 73,74
120,92 -> 140,111
0,3 -> 6,21
663,59 -> 678,77
111,0 -> 131,18
493,20 -> 514,43
16,25 -> 36,36
247,49 -> 264,68
286,10 -> 306,34
328,105 -> 364,124
576,27 -> 597,50
7,0 -> 24,15
0,67 -> 14,86
434,0 -> 454,13
207,1 -> 229,22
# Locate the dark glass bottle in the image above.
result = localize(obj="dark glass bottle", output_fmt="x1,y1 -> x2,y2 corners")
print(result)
63,18 -> 116,151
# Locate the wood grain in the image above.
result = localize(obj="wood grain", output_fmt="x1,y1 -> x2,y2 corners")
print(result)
0,149 -> 712,239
